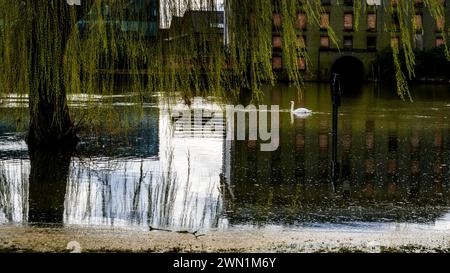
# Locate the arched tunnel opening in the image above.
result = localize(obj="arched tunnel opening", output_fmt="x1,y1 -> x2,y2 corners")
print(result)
330,56 -> 364,93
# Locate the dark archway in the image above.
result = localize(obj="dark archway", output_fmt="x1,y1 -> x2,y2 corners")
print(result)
331,56 -> 364,92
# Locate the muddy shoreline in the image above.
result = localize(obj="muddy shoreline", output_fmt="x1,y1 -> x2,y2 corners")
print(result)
1,225 -> 449,253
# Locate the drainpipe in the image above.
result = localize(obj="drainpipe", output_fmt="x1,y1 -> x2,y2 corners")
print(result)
223,0 -> 228,46
317,49 -> 321,81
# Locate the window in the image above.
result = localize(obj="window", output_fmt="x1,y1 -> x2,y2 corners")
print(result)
415,34 -> 424,50
344,13 -> 353,31
320,13 -> 330,30
343,36 -> 353,50
367,36 -> 377,50
297,35 -> 306,48
367,13 -> 377,31
414,14 -> 423,32
272,35 -> 282,49
272,56 -> 282,70
297,57 -> 306,71
344,0 -> 354,6
273,13 -> 282,28
392,13 -> 400,30
296,13 -> 307,30
436,16 -> 445,32
436,37 -> 445,47
391,36 -> 399,48
320,36 -> 330,48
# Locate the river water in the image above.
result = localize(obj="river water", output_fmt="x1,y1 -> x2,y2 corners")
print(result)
1,83 -> 450,233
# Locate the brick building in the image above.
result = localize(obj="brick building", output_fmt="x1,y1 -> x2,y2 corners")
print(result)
270,0 -> 450,81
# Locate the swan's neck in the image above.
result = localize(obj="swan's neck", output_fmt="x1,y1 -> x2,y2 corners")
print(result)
290,102 -> 294,112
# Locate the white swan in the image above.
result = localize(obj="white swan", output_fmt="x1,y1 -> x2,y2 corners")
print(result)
290,101 -> 312,116
290,101 -> 312,124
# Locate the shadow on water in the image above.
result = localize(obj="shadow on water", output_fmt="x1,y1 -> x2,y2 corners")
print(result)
1,83 -> 450,231
28,148 -> 72,226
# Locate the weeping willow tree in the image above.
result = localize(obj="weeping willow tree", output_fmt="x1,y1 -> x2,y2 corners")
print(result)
0,1 -> 94,152
0,0 -> 449,150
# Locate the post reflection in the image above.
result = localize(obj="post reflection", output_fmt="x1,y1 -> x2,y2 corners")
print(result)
340,116 -> 352,198
363,119 -> 375,200
409,128 -> 421,200
387,122 -> 399,199
294,118 -> 305,183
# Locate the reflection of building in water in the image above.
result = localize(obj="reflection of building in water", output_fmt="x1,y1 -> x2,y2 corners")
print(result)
318,118 -> 329,184
223,92 -> 450,225
2,87 -> 450,229
432,129 -> 444,197
77,108 -> 160,158
0,97 -> 226,230
0,107 -> 29,223
409,127 -> 421,199
64,98 -> 226,230
0,160 -> 28,223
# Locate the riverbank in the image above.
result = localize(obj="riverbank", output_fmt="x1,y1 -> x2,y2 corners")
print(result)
1,225 -> 449,253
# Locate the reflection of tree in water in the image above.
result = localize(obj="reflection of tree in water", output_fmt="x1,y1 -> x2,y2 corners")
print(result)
0,142 -> 224,230
28,148 -> 73,226
64,148 -> 223,230
0,98 -> 225,230
1,153 -> 71,226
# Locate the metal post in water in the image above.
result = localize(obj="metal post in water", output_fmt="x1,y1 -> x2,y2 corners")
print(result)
331,73 -> 342,187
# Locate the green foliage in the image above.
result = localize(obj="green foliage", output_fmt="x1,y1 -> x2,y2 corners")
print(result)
376,46 -> 450,85
0,0 -> 449,126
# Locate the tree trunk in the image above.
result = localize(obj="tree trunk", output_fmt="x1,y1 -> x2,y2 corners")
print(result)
25,1 -> 93,224
26,0 -> 92,153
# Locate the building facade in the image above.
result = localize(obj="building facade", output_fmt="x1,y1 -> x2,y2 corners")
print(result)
271,0 -> 450,81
